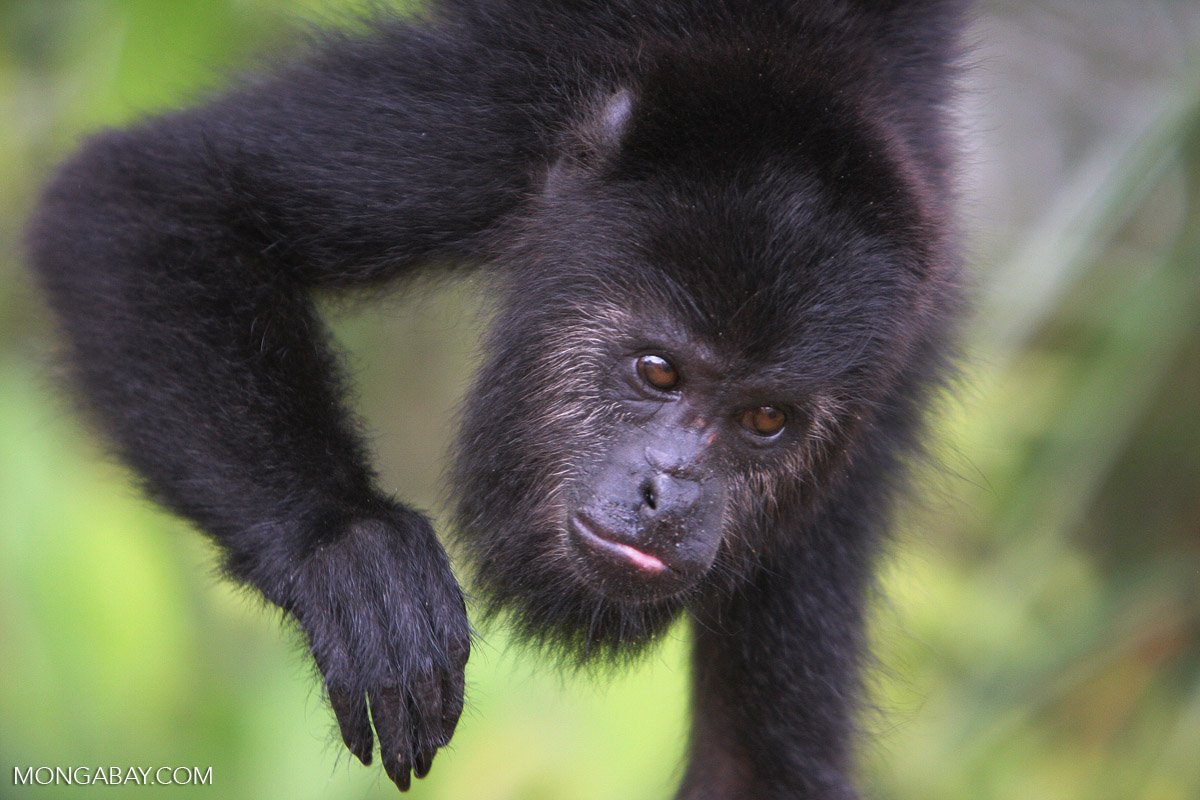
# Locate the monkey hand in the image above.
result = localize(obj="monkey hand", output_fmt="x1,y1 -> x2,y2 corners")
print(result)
282,509 -> 470,791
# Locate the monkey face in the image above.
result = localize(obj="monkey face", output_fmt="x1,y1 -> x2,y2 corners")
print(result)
450,106 -> 944,655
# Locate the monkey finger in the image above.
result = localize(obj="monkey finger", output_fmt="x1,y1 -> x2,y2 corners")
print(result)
440,667 -> 466,747
408,669 -> 444,749
328,685 -> 374,766
406,670 -> 443,779
371,687 -> 413,792
413,749 -> 435,780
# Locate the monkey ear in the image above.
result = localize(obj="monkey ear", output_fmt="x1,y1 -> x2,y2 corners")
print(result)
576,88 -> 636,159
596,89 -> 635,151
545,88 -> 636,195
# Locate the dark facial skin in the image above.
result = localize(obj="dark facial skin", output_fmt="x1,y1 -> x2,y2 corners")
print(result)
567,347 -> 794,603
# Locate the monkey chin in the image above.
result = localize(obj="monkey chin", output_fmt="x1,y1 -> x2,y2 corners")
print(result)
565,512 -> 705,604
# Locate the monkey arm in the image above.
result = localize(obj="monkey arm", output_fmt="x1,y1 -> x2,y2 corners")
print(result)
27,18 -> 542,542
680,446 -> 905,800
25,17 -> 544,791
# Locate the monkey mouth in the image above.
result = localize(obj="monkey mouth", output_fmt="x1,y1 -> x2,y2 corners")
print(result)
568,513 -> 669,576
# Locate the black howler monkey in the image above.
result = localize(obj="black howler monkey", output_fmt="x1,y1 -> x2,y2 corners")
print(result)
27,1 -> 967,797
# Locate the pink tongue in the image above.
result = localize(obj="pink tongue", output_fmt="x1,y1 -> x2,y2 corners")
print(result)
613,541 -> 666,573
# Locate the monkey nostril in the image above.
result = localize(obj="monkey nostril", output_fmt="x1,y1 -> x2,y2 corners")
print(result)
641,479 -> 658,510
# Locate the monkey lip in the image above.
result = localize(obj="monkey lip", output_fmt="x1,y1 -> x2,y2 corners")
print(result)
569,514 -> 669,575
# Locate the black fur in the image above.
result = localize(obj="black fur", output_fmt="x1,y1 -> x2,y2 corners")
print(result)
26,1 -> 967,797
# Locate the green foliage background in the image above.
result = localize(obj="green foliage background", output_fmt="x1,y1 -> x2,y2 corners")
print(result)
1,1 -> 1197,798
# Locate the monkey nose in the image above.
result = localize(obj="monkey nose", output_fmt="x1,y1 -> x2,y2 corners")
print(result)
639,472 -> 701,519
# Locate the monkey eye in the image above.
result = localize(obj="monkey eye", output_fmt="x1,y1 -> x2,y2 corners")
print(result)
740,406 -> 786,437
636,354 -> 680,392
